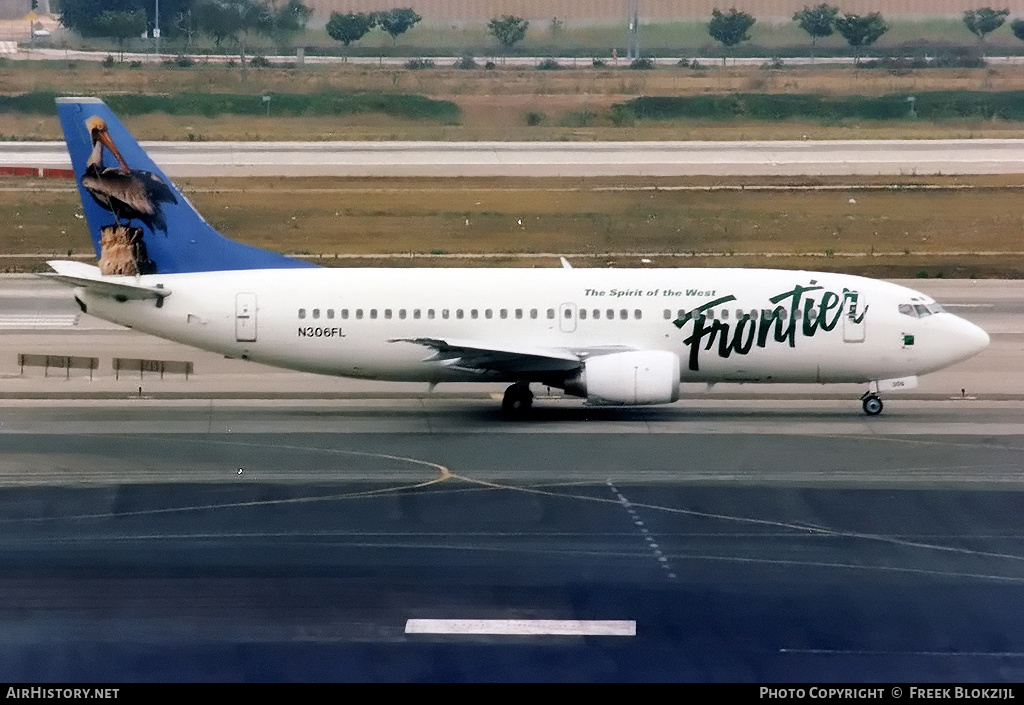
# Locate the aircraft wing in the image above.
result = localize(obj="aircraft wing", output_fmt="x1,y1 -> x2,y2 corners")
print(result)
389,337 -> 584,374
42,260 -> 170,302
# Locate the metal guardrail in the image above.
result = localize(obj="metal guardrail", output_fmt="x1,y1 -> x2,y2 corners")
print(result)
18,354 -> 98,379
113,358 -> 193,380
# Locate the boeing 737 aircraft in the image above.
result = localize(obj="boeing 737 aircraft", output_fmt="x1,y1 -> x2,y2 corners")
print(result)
45,97 -> 989,415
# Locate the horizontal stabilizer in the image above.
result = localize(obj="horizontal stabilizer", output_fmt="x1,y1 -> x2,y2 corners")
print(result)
43,260 -> 171,301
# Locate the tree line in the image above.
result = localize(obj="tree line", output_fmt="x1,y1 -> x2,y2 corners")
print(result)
712,5 -> 1024,63
59,0 -> 314,57
56,1 -> 1024,62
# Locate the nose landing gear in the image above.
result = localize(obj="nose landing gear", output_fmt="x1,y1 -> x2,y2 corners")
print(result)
502,382 -> 534,415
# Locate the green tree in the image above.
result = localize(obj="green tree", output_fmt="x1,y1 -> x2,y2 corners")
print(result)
61,0 -> 144,37
708,8 -> 756,65
793,4 -> 838,58
376,8 -> 421,46
95,9 -> 147,61
834,12 -> 888,64
195,1 -> 273,68
1012,17 -> 1024,43
325,11 -> 376,52
175,8 -> 202,50
270,0 -> 313,50
488,14 -> 529,60
963,7 -> 1009,53
194,0 -> 239,49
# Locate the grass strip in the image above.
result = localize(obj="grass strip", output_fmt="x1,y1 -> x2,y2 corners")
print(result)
0,91 -> 460,123
617,91 -> 1024,122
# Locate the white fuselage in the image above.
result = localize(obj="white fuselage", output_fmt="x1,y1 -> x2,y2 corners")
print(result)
75,267 -> 990,390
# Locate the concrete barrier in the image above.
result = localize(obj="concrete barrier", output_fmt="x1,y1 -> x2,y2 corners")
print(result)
18,354 -> 98,379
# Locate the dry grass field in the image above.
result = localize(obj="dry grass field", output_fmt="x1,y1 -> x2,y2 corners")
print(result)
4,175 -> 1023,277
4,64 -> 1024,141
3,63 -> 1023,277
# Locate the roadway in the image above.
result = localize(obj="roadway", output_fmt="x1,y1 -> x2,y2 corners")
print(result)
6,140 -> 1024,177
2,276 -> 1024,680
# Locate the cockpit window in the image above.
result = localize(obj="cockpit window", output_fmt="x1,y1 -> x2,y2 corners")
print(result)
899,302 -> 945,318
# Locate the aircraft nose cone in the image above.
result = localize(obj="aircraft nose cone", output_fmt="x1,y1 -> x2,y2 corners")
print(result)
950,315 -> 990,362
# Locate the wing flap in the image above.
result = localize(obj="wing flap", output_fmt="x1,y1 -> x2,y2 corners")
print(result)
390,337 -> 582,374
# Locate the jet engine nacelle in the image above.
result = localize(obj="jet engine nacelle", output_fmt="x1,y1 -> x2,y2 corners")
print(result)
564,350 -> 681,405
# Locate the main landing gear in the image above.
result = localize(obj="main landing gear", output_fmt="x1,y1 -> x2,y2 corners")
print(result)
861,391 -> 883,416
502,382 -> 533,415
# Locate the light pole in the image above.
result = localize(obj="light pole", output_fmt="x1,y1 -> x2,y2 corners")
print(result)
154,0 -> 160,61
626,0 -> 640,60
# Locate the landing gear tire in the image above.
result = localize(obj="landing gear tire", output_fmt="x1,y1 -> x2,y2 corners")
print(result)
502,383 -> 533,415
862,394 -> 883,416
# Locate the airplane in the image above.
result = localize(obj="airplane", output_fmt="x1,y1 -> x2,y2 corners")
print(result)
45,97 -> 990,416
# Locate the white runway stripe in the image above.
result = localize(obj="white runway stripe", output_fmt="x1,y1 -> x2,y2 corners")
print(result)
405,619 -> 636,636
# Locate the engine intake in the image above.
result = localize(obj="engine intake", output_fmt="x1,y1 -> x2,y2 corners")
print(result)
564,350 -> 681,405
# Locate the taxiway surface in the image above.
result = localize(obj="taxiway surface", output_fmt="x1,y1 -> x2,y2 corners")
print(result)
7,140 -> 1024,177
2,277 -> 1023,681
1,422 -> 1024,681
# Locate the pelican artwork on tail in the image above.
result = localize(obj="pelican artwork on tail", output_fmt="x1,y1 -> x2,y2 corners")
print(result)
80,116 -> 177,275
82,116 -> 177,230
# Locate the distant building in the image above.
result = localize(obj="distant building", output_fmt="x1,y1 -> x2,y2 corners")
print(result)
309,1 -> 1024,22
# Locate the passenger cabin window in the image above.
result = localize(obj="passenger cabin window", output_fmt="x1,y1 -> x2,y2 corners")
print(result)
500,309 -> 508,319
384,309 -> 392,319
471,309 -> 478,319
579,309 -> 587,320
427,309 -> 435,319
327,309 -> 335,320
298,308 -> 306,319
456,309 -> 464,319
530,309 -> 538,319
414,309 -> 421,319
515,309 -> 523,319
485,309 -> 492,319
370,309 -> 378,319
442,309 -> 450,319
634,309 -> 642,319
342,309 -> 349,319
399,309 -> 407,320
663,309 -> 671,320
606,309 -> 614,319
547,309 -> 555,319
593,310 -> 600,319
356,309 -> 363,319
312,309 -> 320,320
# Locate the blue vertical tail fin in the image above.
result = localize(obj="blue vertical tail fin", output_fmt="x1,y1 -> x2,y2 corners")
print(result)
57,97 -> 315,275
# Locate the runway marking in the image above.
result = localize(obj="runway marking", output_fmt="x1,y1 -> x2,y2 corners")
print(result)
667,552 -> 1024,583
6,435 -> 1024,583
22,531 -> 1024,583
0,438 -> 454,524
607,480 -> 677,580
404,619 -> 635,636
780,648 -> 1024,658
443,477 -> 1024,572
